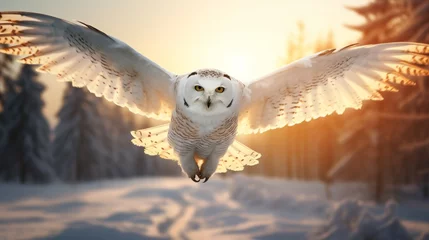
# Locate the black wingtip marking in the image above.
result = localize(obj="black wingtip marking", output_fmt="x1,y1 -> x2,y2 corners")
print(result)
188,72 -> 198,78
77,21 -> 114,41
227,99 -> 233,108
223,74 -> 231,80
184,98 -> 189,107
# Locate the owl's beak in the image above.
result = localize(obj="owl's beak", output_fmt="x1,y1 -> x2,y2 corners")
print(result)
206,97 -> 212,108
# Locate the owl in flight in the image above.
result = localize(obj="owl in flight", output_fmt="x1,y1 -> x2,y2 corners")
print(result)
1,12 -> 429,182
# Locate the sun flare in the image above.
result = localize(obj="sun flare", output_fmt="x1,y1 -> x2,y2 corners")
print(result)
223,54 -> 252,80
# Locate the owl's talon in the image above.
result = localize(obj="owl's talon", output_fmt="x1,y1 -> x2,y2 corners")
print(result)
197,172 -> 210,183
190,175 -> 200,183
203,176 -> 210,183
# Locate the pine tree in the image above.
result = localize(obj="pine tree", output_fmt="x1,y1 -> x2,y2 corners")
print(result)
0,75 -> 16,147
0,65 -> 56,183
53,85 -> 112,181
334,0 -> 429,201
0,50 -> 15,149
0,49 -> 14,138
99,101 -> 137,178
0,49 -> 14,110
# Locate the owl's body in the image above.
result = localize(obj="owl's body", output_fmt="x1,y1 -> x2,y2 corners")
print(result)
167,70 -> 244,181
168,107 -> 238,182
1,11 -> 429,183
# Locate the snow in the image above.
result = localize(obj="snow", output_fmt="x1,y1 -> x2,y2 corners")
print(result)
312,200 -> 413,240
0,175 -> 428,240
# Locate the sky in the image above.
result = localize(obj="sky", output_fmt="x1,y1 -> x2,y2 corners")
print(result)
1,0 -> 367,126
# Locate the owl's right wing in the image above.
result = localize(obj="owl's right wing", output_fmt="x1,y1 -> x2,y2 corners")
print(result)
238,42 -> 429,134
0,11 -> 175,120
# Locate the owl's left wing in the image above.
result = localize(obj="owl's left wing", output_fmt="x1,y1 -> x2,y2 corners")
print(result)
0,11 -> 175,120
238,42 -> 429,134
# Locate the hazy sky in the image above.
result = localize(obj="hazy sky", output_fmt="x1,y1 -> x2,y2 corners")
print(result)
1,0 -> 367,126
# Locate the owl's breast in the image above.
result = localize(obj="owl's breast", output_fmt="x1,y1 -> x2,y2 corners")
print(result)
168,108 -> 238,156
195,116 -> 238,158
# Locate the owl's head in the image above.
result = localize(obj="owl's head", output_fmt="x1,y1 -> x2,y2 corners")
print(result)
177,69 -> 239,116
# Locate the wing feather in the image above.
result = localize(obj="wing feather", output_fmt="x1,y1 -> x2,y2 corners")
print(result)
238,42 -> 429,134
0,11 -> 175,120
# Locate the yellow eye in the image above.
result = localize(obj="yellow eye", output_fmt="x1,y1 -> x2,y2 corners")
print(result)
215,87 -> 225,93
194,85 -> 204,91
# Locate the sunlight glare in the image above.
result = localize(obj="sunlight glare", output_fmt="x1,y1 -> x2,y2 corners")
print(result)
223,54 -> 252,80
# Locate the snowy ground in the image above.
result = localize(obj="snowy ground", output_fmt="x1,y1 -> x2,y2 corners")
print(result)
0,175 -> 428,240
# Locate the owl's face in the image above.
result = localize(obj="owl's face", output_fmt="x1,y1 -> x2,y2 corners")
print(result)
178,70 -> 237,116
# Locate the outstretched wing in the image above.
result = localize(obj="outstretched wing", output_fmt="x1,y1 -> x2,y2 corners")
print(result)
238,42 -> 429,134
0,11 -> 175,120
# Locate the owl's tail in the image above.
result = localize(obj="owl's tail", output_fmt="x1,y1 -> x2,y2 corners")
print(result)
131,124 -> 179,161
131,124 -> 262,173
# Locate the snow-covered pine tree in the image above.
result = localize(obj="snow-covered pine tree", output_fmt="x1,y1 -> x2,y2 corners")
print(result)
0,48 -> 14,110
99,100 -> 137,178
0,75 -> 16,152
89,97 -> 120,179
0,50 -> 14,150
53,85 -> 113,181
0,65 -> 56,183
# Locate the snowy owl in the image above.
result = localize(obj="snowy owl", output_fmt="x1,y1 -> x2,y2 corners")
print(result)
1,12 -> 429,182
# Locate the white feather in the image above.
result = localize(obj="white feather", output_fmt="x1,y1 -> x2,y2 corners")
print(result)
0,11 -> 175,121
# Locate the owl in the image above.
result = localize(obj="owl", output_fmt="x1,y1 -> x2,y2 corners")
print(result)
1,12 -> 429,182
